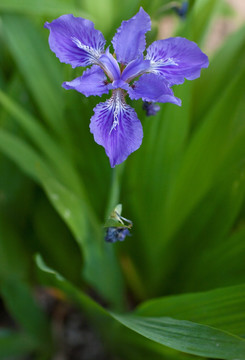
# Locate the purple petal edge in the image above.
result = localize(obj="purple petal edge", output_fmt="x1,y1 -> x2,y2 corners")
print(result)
62,65 -> 109,97
129,73 -> 181,106
146,37 -> 209,85
44,14 -> 106,68
112,7 -> 151,64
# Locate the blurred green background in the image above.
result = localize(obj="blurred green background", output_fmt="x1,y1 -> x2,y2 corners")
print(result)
0,0 -> 245,359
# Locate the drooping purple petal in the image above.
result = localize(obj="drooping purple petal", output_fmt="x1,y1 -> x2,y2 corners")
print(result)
121,56 -> 150,82
44,14 -> 106,68
146,37 -> 209,85
62,65 -> 109,97
128,73 -> 181,106
99,48 -> 121,80
90,90 -> 143,167
112,7 -> 151,64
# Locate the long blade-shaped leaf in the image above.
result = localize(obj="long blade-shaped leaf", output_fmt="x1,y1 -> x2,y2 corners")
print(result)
136,284 -> 245,337
113,314 -> 245,360
1,15 -> 69,140
0,89 -> 82,195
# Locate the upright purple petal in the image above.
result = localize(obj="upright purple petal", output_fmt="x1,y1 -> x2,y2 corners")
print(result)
128,73 -> 181,106
62,65 -> 109,97
112,7 -> 151,64
121,56 -> 150,82
44,14 -> 106,68
90,90 -> 143,167
108,80 -> 130,91
146,37 -> 209,85
99,48 -> 121,80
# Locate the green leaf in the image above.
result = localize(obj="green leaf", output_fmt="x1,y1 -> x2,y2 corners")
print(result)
33,196 -> 82,285
36,256 -> 245,360
1,15 -> 69,140
193,25 -> 245,122
35,254 -> 110,324
0,330 -> 36,358
161,65 -> 245,247
0,127 -> 124,308
112,314 -> 245,360
177,0 -> 222,45
42,176 -> 125,309
136,284 -> 245,337
0,279 -> 51,349
0,129 -> 52,182
0,217 -> 30,281
192,226 -> 245,290
0,89 -> 82,195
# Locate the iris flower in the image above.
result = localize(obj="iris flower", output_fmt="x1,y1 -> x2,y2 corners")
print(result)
45,8 -> 208,167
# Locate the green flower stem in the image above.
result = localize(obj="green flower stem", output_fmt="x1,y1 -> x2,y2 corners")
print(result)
105,162 -> 125,220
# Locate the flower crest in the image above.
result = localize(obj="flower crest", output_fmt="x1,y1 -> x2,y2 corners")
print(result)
45,8 -> 208,167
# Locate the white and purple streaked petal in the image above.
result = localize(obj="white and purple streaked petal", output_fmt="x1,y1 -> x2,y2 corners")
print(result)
90,90 -> 143,167
128,73 -> 181,106
44,14 -> 106,68
121,56 -> 150,82
146,37 -> 209,85
99,48 -> 121,80
112,7 -> 151,64
62,65 -> 109,97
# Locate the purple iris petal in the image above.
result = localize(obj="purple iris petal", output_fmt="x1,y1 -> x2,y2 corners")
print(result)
44,14 -> 106,68
99,48 -> 121,80
146,37 -> 209,85
112,7 -> 151,64
62,65 -> 109,97
128,73 -> 181,106
121,56 -> 150,82
90,90 -> 143,167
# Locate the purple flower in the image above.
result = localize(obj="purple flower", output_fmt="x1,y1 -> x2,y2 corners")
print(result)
104,204 -> 132,243
143,101 -> 161,116
105,227 -> 131,243
45,8 -> 208,167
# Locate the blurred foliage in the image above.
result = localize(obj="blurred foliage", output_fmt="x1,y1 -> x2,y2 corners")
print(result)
0,0 -> 245,359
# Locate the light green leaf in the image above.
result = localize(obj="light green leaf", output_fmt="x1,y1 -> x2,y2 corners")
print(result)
112,314 -> 245,360
136,284 -> 245,337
